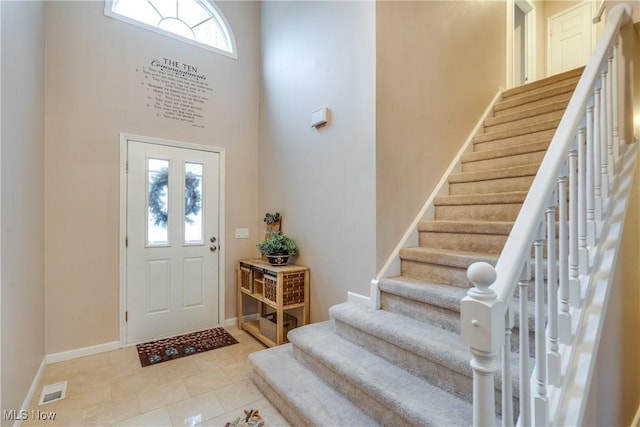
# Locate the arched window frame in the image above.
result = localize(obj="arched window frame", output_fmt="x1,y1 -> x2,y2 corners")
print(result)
104,0 -> 237,59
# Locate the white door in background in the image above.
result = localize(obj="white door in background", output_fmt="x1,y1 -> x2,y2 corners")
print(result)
126,140 -> 220,344
548,2 -> 593,75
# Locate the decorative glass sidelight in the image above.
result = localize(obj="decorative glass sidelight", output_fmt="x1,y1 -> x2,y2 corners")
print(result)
147,158 -> 170,246
184,162 -> 204,245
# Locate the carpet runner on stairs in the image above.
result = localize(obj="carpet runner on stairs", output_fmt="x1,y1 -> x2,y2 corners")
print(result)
248,66 -> 583,426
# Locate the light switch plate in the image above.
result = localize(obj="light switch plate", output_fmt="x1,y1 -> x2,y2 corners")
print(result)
311,106 -> 328,128
235,228 -> 249,239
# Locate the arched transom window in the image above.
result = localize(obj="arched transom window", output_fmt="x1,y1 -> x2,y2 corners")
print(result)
105,0 -> 237,58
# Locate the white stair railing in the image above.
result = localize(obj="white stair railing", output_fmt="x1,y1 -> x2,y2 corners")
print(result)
460,4 -> 635,426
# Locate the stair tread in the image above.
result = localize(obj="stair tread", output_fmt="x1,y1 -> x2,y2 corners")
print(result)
494,82 -> 578,112
327,303 -> 529,393
434,191 -> 528,206
379,276 -> 468,311
501,66 -> 583,99
484,110 -> 565,135
483,102 -> 568,128
249,344 -> 381,427
462,141 -> 549,163
289,320 -> 474,426
378,276 -> 536,331
473,118 -> 561,144
400,246 -> 498,268
418,219 -> 513,234
449,163 -> 540,183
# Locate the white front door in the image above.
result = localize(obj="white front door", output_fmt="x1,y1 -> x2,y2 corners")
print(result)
548,2 -> 593,76
126,139 -> 220,344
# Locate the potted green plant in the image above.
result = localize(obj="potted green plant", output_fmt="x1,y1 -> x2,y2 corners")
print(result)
257,232 -> 299,266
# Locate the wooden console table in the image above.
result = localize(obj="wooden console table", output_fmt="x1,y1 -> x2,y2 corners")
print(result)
236,259 -> 310,347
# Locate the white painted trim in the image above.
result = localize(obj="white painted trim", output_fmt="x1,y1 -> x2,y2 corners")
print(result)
511,0 -> 537,86
347,291 -> 370,306
118,133 -> 226,346
507,0 -> 514,89
632,404 -> 640,427
45,341 -> 121,365
224,314 -> 259,328
521,0 -> 537,83
103,0 -> 238,59
15,358 -> 46,427
375,90 -> 502,280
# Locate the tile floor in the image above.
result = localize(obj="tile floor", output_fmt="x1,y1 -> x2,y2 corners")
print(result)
23,327 -> 291,426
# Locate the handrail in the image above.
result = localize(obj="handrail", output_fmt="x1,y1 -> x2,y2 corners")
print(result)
461,3 -> 634,426
492,3 -> 631,306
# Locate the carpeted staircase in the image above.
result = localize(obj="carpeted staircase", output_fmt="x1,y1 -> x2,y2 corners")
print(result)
248,67 -> 583,426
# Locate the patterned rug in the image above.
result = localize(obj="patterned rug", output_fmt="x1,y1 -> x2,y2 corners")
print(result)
225,408 -> 264,427
136,327 -> 239,367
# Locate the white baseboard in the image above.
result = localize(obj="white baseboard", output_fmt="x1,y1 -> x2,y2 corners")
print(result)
225,314 -> 259,328
347,291 -> 370,306
15,357 -> 46,427
224,317 -> 239,327
45,341 -> 120,364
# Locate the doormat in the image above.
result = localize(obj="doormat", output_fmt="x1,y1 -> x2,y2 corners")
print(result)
136,327 -> 239,367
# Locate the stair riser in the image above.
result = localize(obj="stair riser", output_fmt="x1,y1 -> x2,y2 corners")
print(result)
473,120 -> 560,144
501,78 -> 580,105
380,292 -> 535,357
502,68 -> 582,98
419,232 -> 507,254
401,260 -> 470,287
462,150 -> 546,172
292,346 -> 415,427
494,84 -> 576,112
483,103 -> 567,128
434,204 -> 522,221
381,292 -> 460,330
494,92 -> 572,117
449,176 -> 534,195
250,370 -> 311,427
333,320 -> 474,402
483,111 -> 564,134
473,129 -> 555,152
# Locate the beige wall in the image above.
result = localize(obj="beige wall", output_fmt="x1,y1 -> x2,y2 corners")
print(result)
376,1 -> 506,270
44,1 -> 260,353
0,0 -> 46,418
259,1 -> 376,322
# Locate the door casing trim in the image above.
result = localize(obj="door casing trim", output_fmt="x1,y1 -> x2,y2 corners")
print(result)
119,133 -> 226,347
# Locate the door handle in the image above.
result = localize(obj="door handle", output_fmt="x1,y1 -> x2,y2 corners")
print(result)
210,246 -> 217,252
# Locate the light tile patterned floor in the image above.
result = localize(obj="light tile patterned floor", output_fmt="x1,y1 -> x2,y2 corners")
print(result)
23,327 -> 291,426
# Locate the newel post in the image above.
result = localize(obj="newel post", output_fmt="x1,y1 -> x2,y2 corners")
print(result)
462,262 -> 504,427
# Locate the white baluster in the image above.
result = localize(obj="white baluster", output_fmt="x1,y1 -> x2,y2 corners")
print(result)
577,124 -> 589,274
502,304 -> 514,427
606,54 -> 615,181
533,239 -> 548,426
568,149 -> 580,307
518,275 -> 532,425
600,66 -> 610,200
558,175 -> 572,343
546,207 -> 560,386
593,84 -> 603,222
612,41 -> 620,161
585,101 -> 596,246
